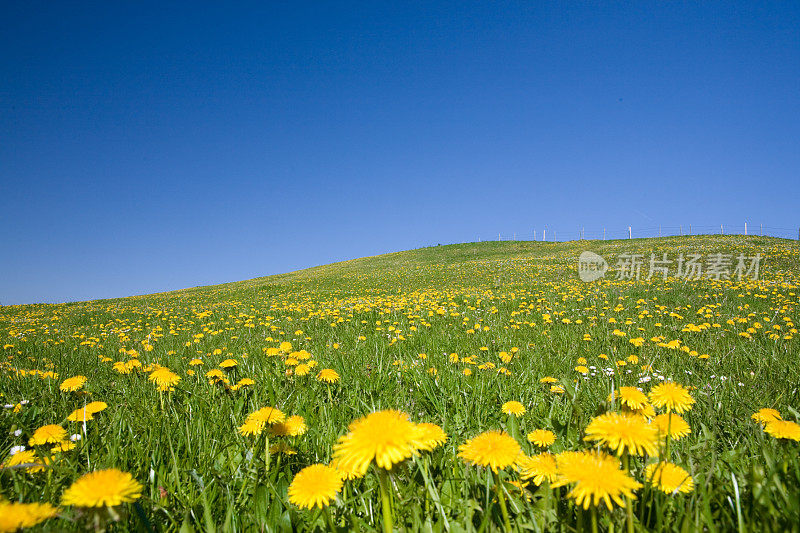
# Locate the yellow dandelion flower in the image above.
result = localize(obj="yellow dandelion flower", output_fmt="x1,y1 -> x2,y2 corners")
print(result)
458,430 -> 521,473
61,469 -> 142,507
189,358 -> 204,366
238,406 -> 286,436
67,408 -> 94,422
84,401 -> 108,414
271,415 -> 308,437
253,406 -> 286,424
295,363 -> 310,376
29,425 -> 66,446
649,382 -> 695,414
552,450 -> 642,510
112,361 -> 130,374
517,452 -> 558,485
764,420 -> 800,441
630,402 -> 656,419
52,441 -> 76,453
287,464 -> 343,510
0,501 -> 58,530
501,401 -> 526,417
550,385 -> 566,394
219,358 -> 238,368
653,414 -> 691,440
413,422 -> 448,451
206,368 -> 224,380
540,376 -> 557,384
329,457 -> 363,480
59,376 -> 87,392
317,369 -> 340,383
332,410 -> 422,476
584,412 -> 659,456
238,417 -> 265,437
752,408 -> 782,425
148,367 -> 181,392
527,429 -> 556,448
2,450 -> 46,473
609,387 -> 649,411
644,462 -> 694,494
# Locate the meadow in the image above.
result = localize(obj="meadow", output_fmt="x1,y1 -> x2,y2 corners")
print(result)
1,235 -> 799,532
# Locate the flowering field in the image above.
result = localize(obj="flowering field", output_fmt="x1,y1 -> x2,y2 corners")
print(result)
1,235 -> 799,532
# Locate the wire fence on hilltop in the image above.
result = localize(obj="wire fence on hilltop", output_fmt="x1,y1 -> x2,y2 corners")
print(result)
478,223 -> 799,244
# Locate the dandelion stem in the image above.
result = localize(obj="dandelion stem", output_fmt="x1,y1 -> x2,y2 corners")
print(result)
492,470 -> 512,531
264,435 -> 271,474
323,506 -> 337,532
591,506 -> 599,533
543,481 -> 554,527
623,453 -> 634,533
377,468 -> 394,533
507,414 -> 520,443
664,413 -> 673,461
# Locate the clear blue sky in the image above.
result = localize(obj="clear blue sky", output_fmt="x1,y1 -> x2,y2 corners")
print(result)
2,1 -> 798,305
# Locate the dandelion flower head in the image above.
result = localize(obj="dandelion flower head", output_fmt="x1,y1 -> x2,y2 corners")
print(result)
458,430 -> 521,473
61,469 -> 143,507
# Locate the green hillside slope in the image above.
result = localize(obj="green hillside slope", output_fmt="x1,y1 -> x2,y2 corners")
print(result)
1,235 -> 799,531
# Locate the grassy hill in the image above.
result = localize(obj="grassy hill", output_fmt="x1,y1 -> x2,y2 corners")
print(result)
1,235 -> 799,531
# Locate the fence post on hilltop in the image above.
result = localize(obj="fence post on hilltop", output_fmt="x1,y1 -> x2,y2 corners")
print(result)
513,233 -> 516,241
760,223 -> 763,236
603,227 -> 606,240
680,224 -> 683,236
533,229 -> 536,241
689,224 -> 692,235
628,226 -> 632,239
499,233 -> 501,242
744,222 -> 747,236
721,224 -> 724,235
543,228 -> 546,242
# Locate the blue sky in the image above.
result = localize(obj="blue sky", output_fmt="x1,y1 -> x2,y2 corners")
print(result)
2,1 -> 798,304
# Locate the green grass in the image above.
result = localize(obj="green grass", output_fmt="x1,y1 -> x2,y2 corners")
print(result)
1,235 -> 799,531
